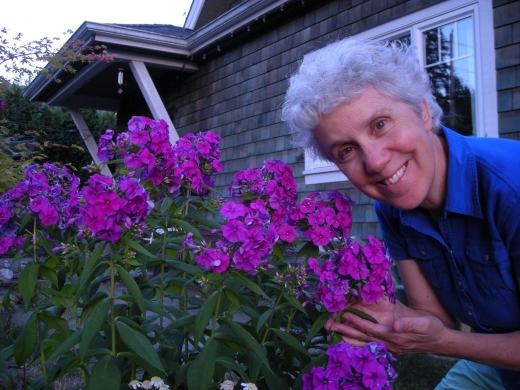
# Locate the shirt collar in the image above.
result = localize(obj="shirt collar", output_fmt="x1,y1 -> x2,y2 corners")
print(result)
392,126 -> 482,220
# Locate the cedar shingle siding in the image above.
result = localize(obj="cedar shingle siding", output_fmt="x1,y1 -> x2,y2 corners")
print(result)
494,0 -> 520,141
161,0 -> 445,239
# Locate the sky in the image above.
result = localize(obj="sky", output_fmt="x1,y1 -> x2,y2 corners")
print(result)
2,0 -> 193,44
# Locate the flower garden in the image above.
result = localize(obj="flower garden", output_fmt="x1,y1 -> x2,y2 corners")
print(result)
0,116 -> 398,389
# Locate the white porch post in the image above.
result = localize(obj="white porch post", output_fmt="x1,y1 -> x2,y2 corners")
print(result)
68,108 -> 113,177
128,60 -> 179,143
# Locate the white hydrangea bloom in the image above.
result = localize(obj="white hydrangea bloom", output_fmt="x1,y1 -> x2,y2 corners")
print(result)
128,380 -> 141,389
241,383 -> 258,390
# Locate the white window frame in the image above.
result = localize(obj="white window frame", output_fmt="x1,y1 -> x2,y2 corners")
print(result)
303,0 -> 497,185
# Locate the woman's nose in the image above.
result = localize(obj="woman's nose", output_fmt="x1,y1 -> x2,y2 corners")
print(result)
362,146 -> 389,174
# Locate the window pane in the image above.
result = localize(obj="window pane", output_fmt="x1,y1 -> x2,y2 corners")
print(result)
424,29 -> 439,65
423,16 -> 475,135
440,23 -> 455,61
426,57 -> 475,135
457,17 -> 473,57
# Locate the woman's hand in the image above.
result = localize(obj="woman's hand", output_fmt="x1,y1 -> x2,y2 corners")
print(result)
325,301 -> 448,355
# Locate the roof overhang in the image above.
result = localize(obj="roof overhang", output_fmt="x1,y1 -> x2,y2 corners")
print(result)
23,0 -> 325,110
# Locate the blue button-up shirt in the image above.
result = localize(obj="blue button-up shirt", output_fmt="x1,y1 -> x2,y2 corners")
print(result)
375,127 -> 520,388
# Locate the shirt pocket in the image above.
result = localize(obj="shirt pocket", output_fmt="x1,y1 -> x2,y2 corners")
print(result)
465,238 -> 515,296
405,238 -> 448,290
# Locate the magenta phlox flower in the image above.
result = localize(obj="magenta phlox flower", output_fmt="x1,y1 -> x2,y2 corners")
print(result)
124,153 -> 143,169
39,204 -> 59,226
222,219 -> 248,242
361,282 -> 384,304
129,129 -> 151,146
78,173 -> 152,243
293,191 -> 354,247
173,130 -> 221,194
0,237 -> 14,255
305,366 -> 340,390
95,191 -> 122,215
29,196 -> 48,213
137,147 -> 156,168
97,129 -> 115,162
277,223 -> 297,242
304,237 -> 395,313
322,291 -> 347,312
304,341 -> 397,390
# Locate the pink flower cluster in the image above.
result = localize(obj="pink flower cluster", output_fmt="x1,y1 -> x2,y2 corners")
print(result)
175,131 -> 222,194
307,236 -> 396,312
190,160 -> 299,275
97,116 -> 222,197
290,190 -> 353,246
77,173 -> 153,244
303,341 -> 397,390
0,163 -> 80,254
0,97 -> 6,112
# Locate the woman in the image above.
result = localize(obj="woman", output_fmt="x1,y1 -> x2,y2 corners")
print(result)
282,39 -> 520,389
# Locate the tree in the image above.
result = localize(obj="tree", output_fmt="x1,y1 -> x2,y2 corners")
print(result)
0,28 -> 115,189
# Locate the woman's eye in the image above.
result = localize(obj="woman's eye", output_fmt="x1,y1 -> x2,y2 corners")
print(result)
339,147 -> 353,159
375,120 -> 386,130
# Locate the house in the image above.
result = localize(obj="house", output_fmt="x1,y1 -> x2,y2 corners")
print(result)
23,0 -> 520,239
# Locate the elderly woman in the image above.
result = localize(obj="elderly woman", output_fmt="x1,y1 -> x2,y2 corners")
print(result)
282,39 -> 520,390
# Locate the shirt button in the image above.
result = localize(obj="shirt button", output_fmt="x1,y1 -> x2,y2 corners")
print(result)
420,251 -> 426,256
468,311 -> 472,317
457,281 -> 462,287
484,255 -> 489,261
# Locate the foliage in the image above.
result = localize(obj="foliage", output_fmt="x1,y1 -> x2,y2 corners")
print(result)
0,28 -> 115,192
0,116 -> 397,390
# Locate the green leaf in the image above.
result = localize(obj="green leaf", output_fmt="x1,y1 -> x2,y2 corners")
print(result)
261,364 -> 290,390
223,287 -> 240,306
305,312 -> 332,345
187,338 -> 218,390
345,307 -> 378,323
115,320 -> 166,375
190,215 -> 222,230
85,355 -> 121,390
296,241 -> 320,260
219,318 -> 271,372
173,361 -> 192,390
38,312 -> 69,335
115,264 -> 145,315
35,230 -> 58,260
171,218 -> 203,241
13,312 -> 37,366
194,290 -> 220,344
81,242 -> 107,283
117,352 -> 165,378
80,297 -> 111,358
255,309 -> 273,333
120,236 -> 160,259
45,330 -> 82,364
18,261 -> 39,308
231,271 -> 273,302
160,197 -> 174,213
283,292 -> 307,314
271,329 -> 309,356
38,264 -> 58,287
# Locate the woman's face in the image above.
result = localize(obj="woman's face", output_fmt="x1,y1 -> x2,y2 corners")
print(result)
315,88 -> 447,211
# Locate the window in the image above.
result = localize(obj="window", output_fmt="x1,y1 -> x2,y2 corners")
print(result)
303,0 -> 497,185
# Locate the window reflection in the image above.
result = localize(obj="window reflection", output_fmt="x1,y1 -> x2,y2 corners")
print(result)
424,17 -> 476,135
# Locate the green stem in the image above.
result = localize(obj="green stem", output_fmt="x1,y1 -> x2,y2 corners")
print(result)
210,282 -> 225,339
261,291 -> 284,344
160,215 -> 169,327
109,247 -> 116,355
35,307 -> 48,385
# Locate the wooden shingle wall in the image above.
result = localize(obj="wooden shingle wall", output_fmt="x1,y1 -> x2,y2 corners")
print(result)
494,0 -> 520,141
163,0 -> 446,239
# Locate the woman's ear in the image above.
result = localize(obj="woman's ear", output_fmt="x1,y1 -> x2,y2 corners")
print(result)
421,99 -> 433,131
